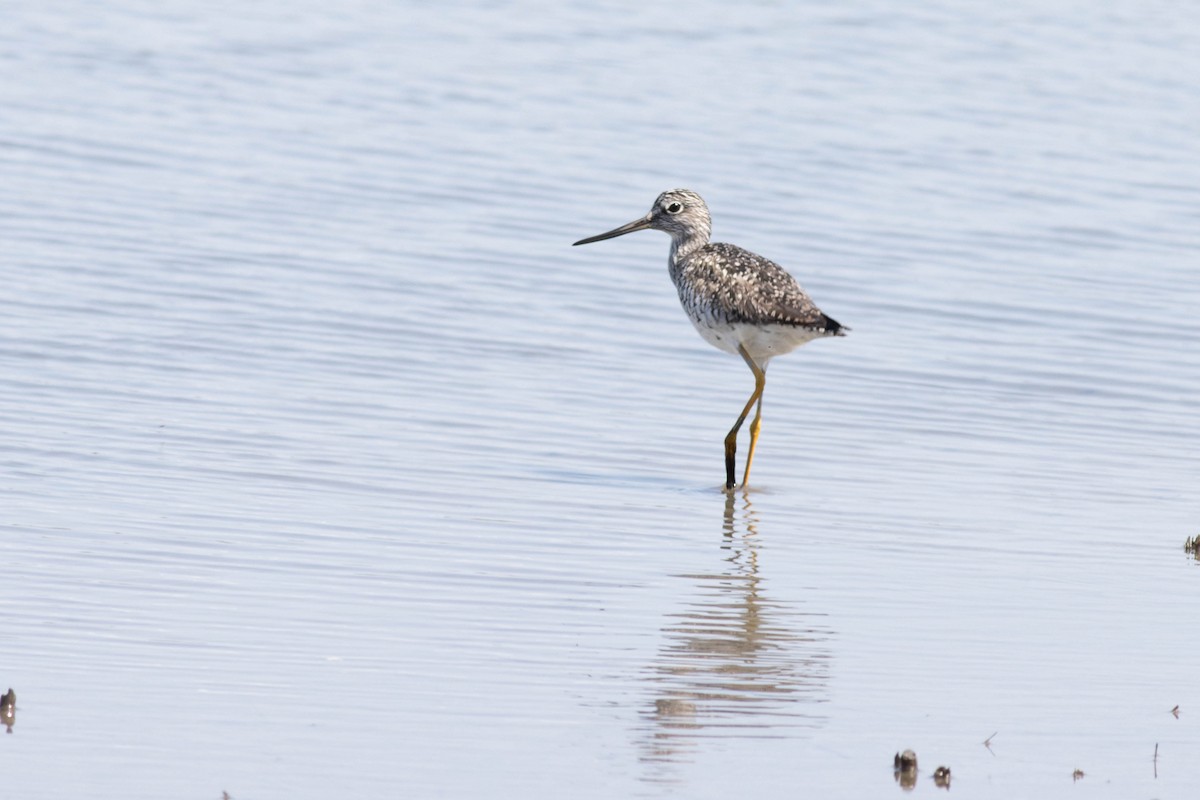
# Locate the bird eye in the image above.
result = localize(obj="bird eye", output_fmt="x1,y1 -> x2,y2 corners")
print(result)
666,202 -> 683,214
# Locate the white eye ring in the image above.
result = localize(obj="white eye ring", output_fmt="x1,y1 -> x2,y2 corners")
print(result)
666,202 -> 683,214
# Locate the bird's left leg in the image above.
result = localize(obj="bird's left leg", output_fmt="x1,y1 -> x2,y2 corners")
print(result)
742,390 -> 765,488
739,348 -> 767,488
723,344 -> 766,490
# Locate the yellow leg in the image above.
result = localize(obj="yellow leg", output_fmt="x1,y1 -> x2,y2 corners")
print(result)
723,345 -> 766,490
742,393 -> 764,488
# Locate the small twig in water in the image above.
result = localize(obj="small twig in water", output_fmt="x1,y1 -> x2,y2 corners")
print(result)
982,731 -> 997,754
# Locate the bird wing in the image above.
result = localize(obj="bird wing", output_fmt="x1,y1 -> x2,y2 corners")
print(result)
683,243 -> 842,332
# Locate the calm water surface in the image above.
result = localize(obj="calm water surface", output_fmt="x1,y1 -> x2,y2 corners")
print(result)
3,1 -> 1199,797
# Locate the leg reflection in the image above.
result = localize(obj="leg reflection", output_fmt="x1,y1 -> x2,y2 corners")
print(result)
638,492 -> 835,775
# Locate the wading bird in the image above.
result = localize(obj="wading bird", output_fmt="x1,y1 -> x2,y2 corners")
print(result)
573,189 -> 846,489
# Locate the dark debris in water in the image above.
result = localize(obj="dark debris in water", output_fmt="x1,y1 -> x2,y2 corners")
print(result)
892,750 -> 951,791
1185,535 -> 1199,557
894,748 -> 917,771
1073,768 -> 1085,782
893,749 -> 918,790
1,688 -> 14,734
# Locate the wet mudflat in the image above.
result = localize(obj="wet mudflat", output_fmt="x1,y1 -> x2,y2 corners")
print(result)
2,1 -> 1199,797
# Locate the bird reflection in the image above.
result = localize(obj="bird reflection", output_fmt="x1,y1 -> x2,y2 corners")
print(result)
638,492 -> 834,774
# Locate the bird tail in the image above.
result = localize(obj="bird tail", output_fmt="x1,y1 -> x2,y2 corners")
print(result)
823,314 -> 848,336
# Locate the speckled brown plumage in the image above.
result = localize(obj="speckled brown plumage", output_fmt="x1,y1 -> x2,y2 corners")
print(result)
671,240 -> 843,335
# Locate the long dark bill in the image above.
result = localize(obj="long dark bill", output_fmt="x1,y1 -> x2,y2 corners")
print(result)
572,215 -> 653,246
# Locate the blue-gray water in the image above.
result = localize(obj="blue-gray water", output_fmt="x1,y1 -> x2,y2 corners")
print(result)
3,1 -> 1199,797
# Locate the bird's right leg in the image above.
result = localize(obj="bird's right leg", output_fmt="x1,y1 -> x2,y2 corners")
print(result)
723,345 -> 766,490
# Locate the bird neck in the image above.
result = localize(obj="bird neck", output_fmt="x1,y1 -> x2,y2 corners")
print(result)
669,224 -> 711,264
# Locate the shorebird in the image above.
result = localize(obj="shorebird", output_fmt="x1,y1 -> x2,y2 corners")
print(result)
573,189 -> 846,490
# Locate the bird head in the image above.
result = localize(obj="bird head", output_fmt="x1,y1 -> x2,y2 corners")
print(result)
573,189 -> 712,247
